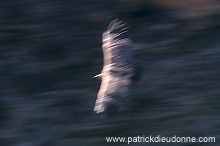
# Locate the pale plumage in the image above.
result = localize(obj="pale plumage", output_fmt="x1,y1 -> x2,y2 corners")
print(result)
94,19 -> 140,117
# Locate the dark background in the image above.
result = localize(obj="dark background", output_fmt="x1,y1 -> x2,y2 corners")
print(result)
0,0 -> 220,145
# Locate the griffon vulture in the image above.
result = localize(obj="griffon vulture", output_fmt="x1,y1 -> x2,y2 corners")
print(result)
94,19 -> 141,117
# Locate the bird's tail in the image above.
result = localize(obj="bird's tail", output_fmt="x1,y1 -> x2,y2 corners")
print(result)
94,97 -> 122,118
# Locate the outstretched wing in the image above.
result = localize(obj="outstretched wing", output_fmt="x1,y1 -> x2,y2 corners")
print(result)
94,19 -> 138,117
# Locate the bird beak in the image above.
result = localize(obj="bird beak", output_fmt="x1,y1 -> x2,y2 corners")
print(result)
93,73 -> 104,79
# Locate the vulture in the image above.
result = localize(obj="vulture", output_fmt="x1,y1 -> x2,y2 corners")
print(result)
94,19 -> 141,118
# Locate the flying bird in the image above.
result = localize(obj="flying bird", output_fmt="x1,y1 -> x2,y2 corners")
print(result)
94,19 -> 141,118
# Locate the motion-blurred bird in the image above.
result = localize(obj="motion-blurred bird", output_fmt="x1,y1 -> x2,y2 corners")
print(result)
94,19 -> 141,118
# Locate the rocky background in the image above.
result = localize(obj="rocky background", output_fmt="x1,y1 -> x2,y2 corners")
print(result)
0,0 -> 220,145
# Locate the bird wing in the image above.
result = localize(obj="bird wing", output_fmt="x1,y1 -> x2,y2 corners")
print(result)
94,19 -> 135,117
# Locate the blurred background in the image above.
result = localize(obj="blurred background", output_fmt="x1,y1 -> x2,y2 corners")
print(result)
0,0 -> 220,145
